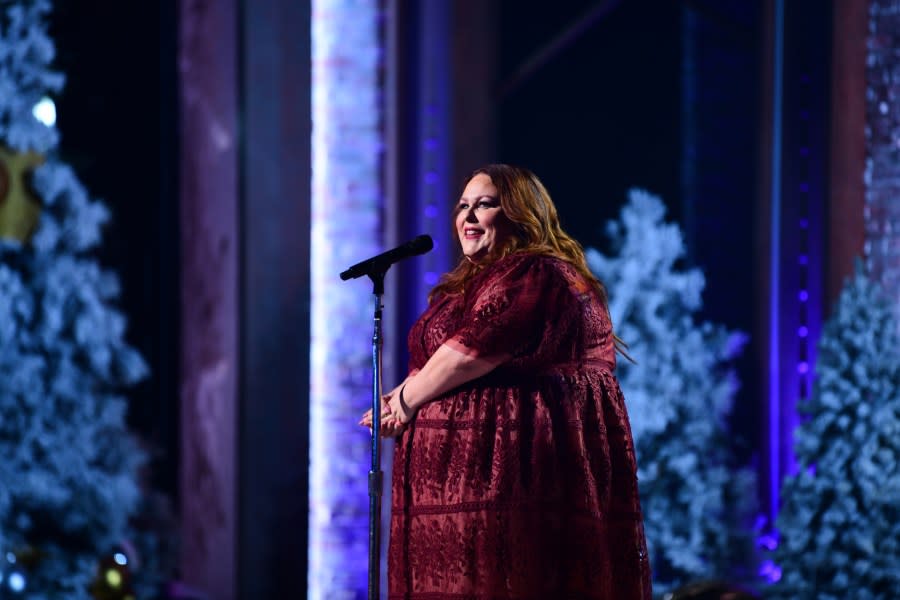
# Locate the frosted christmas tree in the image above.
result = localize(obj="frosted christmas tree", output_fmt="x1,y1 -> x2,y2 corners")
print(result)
586,190 -> 757,595
768,264 -> 900,599
0,1 -> 154,597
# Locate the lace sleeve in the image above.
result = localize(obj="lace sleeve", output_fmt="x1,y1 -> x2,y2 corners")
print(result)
448,255 -> 566,360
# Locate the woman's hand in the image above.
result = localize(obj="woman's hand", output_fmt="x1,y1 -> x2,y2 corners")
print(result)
358,394 -> 406,437
357,369 -> 421,436
387,385 -> 416,425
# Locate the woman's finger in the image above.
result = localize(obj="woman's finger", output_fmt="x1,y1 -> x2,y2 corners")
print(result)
380,421 -> 404,438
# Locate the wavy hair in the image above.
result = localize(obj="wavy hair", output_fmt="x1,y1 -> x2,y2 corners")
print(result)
430,164 -> 606,305
430,164 -> 631,359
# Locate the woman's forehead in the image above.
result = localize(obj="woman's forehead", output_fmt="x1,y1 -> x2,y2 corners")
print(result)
460,173 -> 497,199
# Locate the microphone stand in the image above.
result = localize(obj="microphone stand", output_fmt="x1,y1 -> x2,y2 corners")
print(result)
340,235 -> 432,599
366,268 -> 387,600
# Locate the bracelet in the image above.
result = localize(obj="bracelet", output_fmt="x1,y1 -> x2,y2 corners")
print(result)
399,384 -> 411,415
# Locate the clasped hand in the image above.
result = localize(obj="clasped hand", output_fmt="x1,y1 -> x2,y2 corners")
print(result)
358,381 -> 416,437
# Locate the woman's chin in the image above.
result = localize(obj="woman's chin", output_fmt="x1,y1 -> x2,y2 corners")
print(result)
463,247 -> 489,263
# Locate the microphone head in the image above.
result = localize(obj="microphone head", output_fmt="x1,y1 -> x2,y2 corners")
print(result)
339,234 -> 435,281
408,234 -> 434,255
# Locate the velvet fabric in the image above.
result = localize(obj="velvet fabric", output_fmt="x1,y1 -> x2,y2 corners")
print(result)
389,253 -> 652,599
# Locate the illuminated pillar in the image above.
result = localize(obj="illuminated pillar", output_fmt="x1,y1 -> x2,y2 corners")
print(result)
309,0 -> 383,597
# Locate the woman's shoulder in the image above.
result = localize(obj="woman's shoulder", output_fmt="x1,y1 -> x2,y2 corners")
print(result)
467,252 -> 575,294
499,253 -> 605,299
487,251 -> 569,274
492,252 -> 582,282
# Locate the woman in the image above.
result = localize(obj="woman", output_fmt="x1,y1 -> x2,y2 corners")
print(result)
361,165 -> 652,599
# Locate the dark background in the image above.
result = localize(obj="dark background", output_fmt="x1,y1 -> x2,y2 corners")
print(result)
50,0 -> 180,496
498,0 -> 683,246
496,0 -> 765,464
48,0 -> 832,539
48,0 -> 753,497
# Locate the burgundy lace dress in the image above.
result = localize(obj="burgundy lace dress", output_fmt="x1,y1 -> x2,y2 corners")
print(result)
388,253 -> 652,599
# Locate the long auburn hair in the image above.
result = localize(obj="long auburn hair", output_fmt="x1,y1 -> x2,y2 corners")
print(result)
430,164 -> 632,359
430,164 -> 607,306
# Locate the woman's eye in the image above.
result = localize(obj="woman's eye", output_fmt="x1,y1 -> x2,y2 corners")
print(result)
457,199 -> 496,211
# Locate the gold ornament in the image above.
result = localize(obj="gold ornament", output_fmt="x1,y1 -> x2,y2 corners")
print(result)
0,145 -> 46,242
90,556 -> 135,600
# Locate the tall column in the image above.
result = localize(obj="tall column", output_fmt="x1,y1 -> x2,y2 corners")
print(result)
866,0 -> 900,314
385,0 -> 456,396
451,0 -> 498,186
178,2 -> 239,599
828,0 -> 868,307
239,1 -> 312,598
309,0 -> 384,597
179,1 -> 312,597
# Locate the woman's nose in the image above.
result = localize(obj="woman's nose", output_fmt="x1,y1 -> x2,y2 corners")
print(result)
464,208 -> 478,222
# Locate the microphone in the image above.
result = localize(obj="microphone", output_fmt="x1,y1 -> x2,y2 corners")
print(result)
340,234 -> 434,280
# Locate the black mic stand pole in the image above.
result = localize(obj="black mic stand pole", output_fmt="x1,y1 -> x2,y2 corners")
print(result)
340,235 -> 433,599
366,267 -> 387,600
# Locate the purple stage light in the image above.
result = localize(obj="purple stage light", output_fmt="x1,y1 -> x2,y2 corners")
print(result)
759,559 -> 783,583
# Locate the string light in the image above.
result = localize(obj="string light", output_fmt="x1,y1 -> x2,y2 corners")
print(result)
104,568 -> 123,588
31,96 -> 56,127
762,4 -> 826,571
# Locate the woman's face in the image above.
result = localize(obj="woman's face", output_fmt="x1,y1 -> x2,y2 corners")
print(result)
456,173 -> 511,262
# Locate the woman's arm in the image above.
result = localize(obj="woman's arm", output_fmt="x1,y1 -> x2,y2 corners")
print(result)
377,256 -> 559,428
386,368 -> 419,397
358,368 -> 420,433
388,343 -> 507,423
